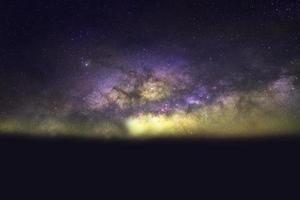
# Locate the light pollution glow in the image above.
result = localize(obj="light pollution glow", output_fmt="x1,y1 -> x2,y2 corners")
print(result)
0,86 -> 299,139
126,105 -> 299,138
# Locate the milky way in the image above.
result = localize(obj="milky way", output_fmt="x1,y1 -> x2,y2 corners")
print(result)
1,44 -> 300,139
1,0 -> 300,139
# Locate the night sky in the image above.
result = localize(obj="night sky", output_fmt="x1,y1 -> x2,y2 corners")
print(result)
1,0 -> 300,139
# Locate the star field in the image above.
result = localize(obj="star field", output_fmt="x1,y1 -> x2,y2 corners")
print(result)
0,0 -> 300,139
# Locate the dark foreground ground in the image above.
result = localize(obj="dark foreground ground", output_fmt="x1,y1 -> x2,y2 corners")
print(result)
1,132 -> 300,155
1,132 -> 300,190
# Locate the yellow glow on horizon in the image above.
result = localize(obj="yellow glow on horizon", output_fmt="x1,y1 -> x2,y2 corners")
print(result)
125,112 -> 198,136
125,101 -> 300,138
0,88 -> 299,139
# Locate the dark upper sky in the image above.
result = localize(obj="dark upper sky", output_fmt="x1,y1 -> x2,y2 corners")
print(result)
2,0 -> 300,46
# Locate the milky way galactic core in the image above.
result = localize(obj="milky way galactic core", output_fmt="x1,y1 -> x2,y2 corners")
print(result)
1,48 -> 300,139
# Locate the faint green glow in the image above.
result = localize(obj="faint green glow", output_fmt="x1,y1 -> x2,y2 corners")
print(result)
0,118 -> 126,139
